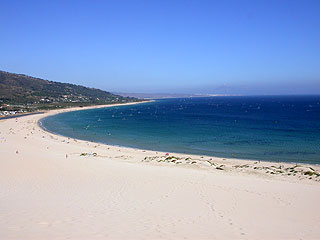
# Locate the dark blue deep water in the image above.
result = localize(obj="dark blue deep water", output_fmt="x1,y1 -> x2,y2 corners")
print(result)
41,96 -> 320,164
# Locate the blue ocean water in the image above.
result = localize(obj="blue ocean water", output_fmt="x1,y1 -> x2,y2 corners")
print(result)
40,96 -> 320,164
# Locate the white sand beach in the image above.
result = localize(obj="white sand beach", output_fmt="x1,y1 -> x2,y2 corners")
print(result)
1,103 -> 320,240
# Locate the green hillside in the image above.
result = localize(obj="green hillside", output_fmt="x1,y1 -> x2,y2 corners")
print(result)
0,70 -> 139,111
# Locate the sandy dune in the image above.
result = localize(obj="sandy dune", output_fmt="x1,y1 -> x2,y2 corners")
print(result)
0,103 -> 320,240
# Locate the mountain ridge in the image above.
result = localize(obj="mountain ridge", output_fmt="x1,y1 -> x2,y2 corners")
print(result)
0,70 -> 139,112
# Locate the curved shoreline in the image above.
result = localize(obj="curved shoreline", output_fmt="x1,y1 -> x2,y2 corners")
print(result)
39,100 -> 320,167
35,100 -> 320,180
37,101 -> 151,144
37,101 -> 160,154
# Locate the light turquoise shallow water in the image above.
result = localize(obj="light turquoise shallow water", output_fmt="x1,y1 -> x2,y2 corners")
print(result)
40,96 -> 320,164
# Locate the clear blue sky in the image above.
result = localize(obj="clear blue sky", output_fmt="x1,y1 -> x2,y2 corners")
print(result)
1,0 -> 320,95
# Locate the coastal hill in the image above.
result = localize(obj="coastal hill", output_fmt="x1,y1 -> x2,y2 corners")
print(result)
0,70 -> 139,113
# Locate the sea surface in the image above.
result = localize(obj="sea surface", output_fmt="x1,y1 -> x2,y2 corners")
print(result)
40,96 -> 320,164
